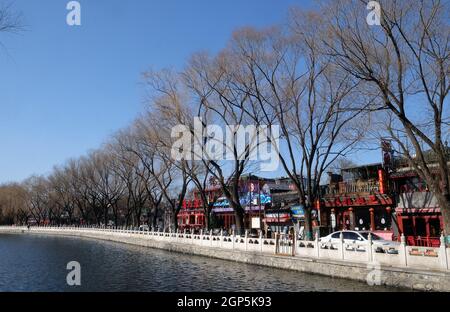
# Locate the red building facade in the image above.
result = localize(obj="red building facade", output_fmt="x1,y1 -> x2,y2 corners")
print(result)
320,163 -> 395,240
390,167 -> 444,247
177,176 -> 274,232
177,185 -> 221,232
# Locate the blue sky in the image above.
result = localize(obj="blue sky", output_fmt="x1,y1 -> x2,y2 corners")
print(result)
0,0 -> 380,183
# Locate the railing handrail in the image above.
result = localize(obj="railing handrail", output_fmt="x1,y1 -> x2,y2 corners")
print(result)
0,225 -> 448,272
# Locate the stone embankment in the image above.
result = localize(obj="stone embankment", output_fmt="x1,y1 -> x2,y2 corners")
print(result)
1,226 -> 449,291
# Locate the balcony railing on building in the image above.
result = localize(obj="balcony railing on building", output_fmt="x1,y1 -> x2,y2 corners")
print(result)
325,180 -> 380,196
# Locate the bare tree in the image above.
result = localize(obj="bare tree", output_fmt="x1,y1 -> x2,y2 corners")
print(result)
65,158 -> 95,224
123,115 -> 187,231
210,15 -> 368,239
141,69 -> 218,230
48,166 -> 77,224
324,0 -> 450,235
180,52 -> 264,235
0,3 -> 22,34
109,131 -> 152,226
88,150 -> 126,226
23,176 -> 50,225
0,183 -> 28,224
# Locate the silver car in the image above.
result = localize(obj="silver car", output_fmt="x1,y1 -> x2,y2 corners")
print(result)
139,225 -> 150,231
320,230 -> 400,253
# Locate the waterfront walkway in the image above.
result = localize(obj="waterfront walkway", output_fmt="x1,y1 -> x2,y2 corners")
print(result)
1,226 -> 449,291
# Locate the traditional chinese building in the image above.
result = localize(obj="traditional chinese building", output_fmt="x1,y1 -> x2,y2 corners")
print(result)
319,163 -> 395,240
390,157 -> 448,247
177,183 -> 221,232
177,175 -> 277,232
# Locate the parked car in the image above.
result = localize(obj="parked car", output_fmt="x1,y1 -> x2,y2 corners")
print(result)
139,225 -> 150,231
319,230 -> 399,254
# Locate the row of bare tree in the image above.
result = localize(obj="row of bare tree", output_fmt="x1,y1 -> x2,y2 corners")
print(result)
1,0 -> 448,237
0,146 -> 166,228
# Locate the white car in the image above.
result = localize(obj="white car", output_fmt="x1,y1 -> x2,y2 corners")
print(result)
320,230 -> 399,253
139,225 -> 150,231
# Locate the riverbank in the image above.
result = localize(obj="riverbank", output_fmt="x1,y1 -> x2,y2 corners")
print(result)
1,226 -> 449,291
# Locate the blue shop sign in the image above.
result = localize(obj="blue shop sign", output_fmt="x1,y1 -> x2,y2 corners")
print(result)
290,205 -> 305,219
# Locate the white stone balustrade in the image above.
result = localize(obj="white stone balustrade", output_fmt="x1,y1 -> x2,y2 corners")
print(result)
1,225 -> 449,272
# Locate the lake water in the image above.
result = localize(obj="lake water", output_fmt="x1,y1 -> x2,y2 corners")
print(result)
0,233 -> 402,292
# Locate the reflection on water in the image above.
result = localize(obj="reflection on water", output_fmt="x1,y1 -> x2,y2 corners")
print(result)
0,234 -> 402,292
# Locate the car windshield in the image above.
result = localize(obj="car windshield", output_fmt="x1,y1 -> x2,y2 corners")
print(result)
359,232 -> 382,240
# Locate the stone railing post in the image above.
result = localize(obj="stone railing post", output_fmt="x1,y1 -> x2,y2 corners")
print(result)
183,229 -> 186,242
315,232 -> 320,258
400,234 -> 408,267
220,230 -> 224,249
245,230 -> 249,251
339,232 -> 344,260
232,229 -> 236,250
275,232 -> 279,254
191,229 -> 195,245
200,229 -> 203,246
259,230 -> 263,253
210,230 -> 213,247
291,230 -> 296,256
440,234 -> 448,270
367,233 -> 373,263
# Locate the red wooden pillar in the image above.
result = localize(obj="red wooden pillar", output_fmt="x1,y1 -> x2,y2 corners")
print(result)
369,208 -> 375,231
386,207 -> 391,225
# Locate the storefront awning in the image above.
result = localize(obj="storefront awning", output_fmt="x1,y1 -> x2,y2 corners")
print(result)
265,213 -> 291,223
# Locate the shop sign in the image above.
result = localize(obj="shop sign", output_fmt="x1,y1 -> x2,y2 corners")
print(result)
290,205 -> 305,218
251,217 -> 261,229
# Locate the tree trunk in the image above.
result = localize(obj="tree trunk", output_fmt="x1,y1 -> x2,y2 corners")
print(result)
435,192 -> 450,237
203,204 -> 210,230
172,208 -> 178,231
104,208 -> 108,226
200,191 -> 210,230
233,207 -> 245,235
303,208 -> 313,241
152,207 -> 158,229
